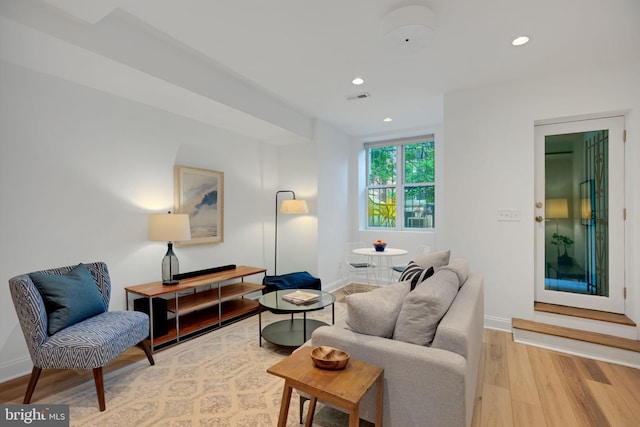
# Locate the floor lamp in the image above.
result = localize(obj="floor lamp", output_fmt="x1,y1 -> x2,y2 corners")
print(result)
274,190 -> 308,276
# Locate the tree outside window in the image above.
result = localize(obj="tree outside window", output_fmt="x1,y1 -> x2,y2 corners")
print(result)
366,137 -> 435,229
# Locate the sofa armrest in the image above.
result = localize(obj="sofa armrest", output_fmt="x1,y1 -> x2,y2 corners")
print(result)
311,325 -> 468,427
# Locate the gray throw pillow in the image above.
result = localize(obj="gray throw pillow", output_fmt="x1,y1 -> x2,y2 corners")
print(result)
346,281 -> 411,338
413,250 -> 451,270
393,269 -> 459,346
30,263 -> 107,335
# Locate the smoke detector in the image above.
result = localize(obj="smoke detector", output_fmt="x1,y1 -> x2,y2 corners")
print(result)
381,4 -> 435,51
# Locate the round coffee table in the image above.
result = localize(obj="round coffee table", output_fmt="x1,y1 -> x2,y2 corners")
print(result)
258,289 -> 335,347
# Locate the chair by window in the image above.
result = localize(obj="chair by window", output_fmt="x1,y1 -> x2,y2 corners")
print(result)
9,262 -> 154,411
342,242 -> 377,294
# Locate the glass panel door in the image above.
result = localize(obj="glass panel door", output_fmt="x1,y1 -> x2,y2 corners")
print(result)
534,116 -> 625,313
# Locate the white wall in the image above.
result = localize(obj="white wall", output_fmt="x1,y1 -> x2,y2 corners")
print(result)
274,138 -> 318,276
442,63 -> 640,333
0,60 -> 305,380
316,121 -> 353,290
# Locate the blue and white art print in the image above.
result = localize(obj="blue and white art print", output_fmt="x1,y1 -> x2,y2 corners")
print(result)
174,165 -> 224,245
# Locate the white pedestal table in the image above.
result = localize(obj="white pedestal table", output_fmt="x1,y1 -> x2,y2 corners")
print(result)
352,247 -> 408,285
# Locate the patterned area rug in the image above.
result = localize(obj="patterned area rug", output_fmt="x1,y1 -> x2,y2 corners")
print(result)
47,294 -> 373,427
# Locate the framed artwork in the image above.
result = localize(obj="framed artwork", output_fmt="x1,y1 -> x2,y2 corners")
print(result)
174,165 -> 224,246
580,179 -> 594,226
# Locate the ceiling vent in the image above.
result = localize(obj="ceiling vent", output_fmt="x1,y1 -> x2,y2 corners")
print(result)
346,92 -> 371,101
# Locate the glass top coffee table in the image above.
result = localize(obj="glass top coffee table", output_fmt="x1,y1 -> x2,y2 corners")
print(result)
258,289 -> 335,347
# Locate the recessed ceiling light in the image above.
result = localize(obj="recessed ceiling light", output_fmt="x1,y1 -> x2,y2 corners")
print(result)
383,117 -> 393,122
512,36 -> 530,46
352,77 -> 364,85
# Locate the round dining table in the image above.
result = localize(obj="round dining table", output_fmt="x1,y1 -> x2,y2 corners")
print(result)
352,247 -> 408,284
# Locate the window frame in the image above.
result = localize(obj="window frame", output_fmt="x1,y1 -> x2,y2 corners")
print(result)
365,135 -> 435,230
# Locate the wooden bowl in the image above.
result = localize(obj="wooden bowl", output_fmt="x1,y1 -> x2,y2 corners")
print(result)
311,346 -> 350,370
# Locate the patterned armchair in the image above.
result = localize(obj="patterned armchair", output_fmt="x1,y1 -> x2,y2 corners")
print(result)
9,262 -> 154,411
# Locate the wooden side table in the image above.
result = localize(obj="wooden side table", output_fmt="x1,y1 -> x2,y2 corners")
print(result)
267,346 -> 384,427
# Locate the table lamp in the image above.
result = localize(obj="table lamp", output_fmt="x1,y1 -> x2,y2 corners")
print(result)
148,212 -> 191,285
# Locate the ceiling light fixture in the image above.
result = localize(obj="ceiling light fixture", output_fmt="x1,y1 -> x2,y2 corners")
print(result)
352,77 -> 364,85
512,36 -> 530,46
383,117 -> 393,122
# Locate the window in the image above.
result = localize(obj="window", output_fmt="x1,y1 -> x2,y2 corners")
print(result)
366,136 -> 435,229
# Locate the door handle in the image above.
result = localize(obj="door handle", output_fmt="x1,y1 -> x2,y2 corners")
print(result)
535,216 -> 544,223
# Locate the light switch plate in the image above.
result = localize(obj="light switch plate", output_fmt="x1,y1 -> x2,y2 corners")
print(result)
498,209 -> 521,221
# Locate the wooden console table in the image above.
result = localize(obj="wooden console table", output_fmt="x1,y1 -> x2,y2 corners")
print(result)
125,265 -> 266,352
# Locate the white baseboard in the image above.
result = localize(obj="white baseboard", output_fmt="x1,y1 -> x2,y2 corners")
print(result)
0,355 -> 32,384
483,315 -> 511,332
322,279 -> 345,294
513,328 -> 640,369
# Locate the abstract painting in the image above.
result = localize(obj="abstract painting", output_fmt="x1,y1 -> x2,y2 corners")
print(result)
174,165 -> 224,246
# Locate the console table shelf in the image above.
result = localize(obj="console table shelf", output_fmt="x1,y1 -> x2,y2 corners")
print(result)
125,265 -> 266,352
166,282 -> 264,315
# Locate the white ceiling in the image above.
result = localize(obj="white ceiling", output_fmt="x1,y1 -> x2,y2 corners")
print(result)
3,0 -> 640,143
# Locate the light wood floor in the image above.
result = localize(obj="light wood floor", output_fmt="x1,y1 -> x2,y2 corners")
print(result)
473,329 -> 640,427
2,322 -> 638,426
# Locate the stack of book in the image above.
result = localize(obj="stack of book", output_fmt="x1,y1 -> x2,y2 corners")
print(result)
282,290 -> 319,305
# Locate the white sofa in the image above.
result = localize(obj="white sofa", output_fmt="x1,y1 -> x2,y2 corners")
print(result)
309,257 -> 484,427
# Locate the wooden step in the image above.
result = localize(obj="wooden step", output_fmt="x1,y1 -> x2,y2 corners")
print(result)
534,302 -> 636,326
512,318 -> 640,353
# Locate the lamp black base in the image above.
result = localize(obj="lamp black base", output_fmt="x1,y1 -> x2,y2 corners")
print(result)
162,280 -> 180,285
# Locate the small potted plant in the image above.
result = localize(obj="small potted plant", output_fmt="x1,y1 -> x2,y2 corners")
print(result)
551,233 -> 574,265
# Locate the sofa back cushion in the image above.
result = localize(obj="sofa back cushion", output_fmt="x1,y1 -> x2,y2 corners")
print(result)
392,269 -> 460,346
345,281 -> 411,338
437,258 -> 469,288
413,250 -> 450,270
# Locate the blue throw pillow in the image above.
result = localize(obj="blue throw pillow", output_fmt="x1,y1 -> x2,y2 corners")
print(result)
30,263 -> 107,335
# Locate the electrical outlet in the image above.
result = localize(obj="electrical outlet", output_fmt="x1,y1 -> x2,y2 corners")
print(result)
498,209 -> 521,222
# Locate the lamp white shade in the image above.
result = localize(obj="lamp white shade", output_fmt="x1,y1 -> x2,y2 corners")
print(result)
148,213 -> 192,242
280,199 -> 309,214
545,198 -> 569,219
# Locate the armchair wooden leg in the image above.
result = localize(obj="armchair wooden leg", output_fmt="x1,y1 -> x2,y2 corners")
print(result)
140,340 -> 155,366
23,366 -> 42,404
92,367 -> 106,411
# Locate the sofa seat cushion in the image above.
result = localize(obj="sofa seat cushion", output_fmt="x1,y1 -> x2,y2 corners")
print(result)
393,269 -> 460,346
345,281 -> 411,338
30,263 -> 107,335
35,310 -> 149,369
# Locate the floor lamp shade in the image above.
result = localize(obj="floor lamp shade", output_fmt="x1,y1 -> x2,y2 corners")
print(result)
280,199 -> 309,214
148,213 -> 191,285
274,191 -> 308,275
